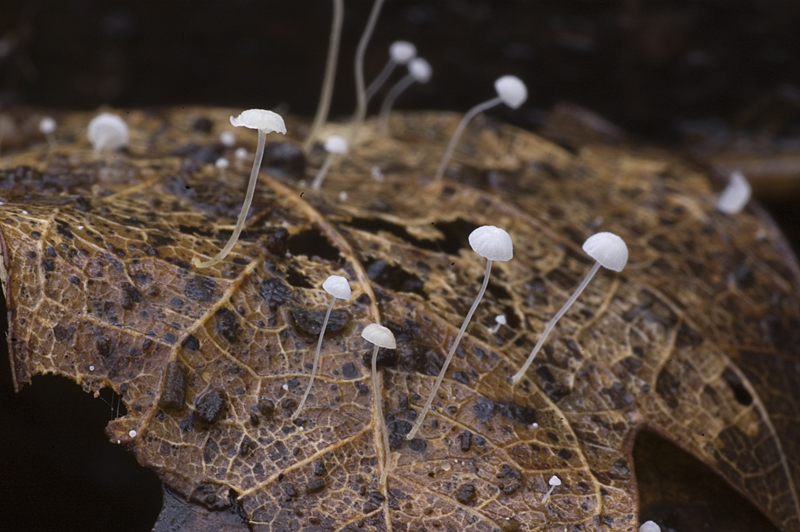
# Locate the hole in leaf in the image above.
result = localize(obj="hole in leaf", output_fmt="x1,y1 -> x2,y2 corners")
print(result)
364,258 -> 427,299
285,266 -> 313,289
721,368 -> 753,407
286,228 -> 340,261
345,217 -> 478,256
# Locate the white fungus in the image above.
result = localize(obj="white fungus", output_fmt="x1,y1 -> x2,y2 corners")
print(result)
361,323 -> 397,487
215,157 -> 229,180
88,113 -> 129,153
293,275 -> 352,420
435,75 -> 528,179
303,0 -> 344,153
542,475 -> 561,504
194,109 -> 286,269
716,170 -> 751,214
39,116 -> 56,147
348,0 -> 387,145
235,147 -> 248,171
219,131 -> 236,147
365,40 -> 418,102
488,314 -> 507,334
408,225 -> 513,439
639,521 -> 661,532
378,57 -> 432,131
512,232 -> 628,384
311,135 -> 349,190
129,430 -> 137,438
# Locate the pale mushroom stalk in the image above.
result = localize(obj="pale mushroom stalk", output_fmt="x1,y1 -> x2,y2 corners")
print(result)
365,41 -> 417,102
407,225 -> 514,440
542,475 -> 561,504
348,0 -> 386,145
378,58 -> 432,132
365,60 -> 397,102
361,323 -> 396,488
511,232 -> 628,384
311,135 -> 348,190
434,96 -> 502,179
39,117 -> 56,148
302,0 -> 344,154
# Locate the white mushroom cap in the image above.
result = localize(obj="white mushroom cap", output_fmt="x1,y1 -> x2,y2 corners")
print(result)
324,135 -> 349,154
88,113 -> 129,152
230,109 -> 287,134
39,117 -> 56,134
639,521 -> 661,532
495,314 -> 506,325
548,475 -> 562,487
323,275 -> 351,300
235,147 -> 248,159
583,232 -> 628,272
409,58 -> 432,83
390,41 -> 417,64
494,75 -> 528,109
215,157 -> 229,169
468,225 -> 514,262
716,170 -> 751,214
362,323 -> 396,349
219,131 -> 236,147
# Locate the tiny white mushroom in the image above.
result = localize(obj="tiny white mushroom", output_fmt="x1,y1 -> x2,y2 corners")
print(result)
292,275 -> 352,420
215,157 -> 229,180
39,116 -> 56,147
716,170 -> 751,214
311,134 -> 348,190
88,113 -> 129,153
361,323 -> 397,487
408,225 -> 513,439
639,521 -> 661,532
542,474 -> 561,504
435,75 -> 528,179
219,130 -> 236,147
488,314 -> 507,334
193,110 -> 286,269
365,40 -> 418,102
234,147 -> 248,171
512,232 -> 628,384
378,57 -> 432,131
128,429 -> 137,438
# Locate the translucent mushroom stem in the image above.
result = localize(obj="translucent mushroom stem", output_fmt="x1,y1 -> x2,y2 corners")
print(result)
434,96 -> 503,179
511,261 -> 601,384
365,59 -> 397,103
311,152 -> 336,190
542,484 -> 557,504
302,0 -> 344,154
408,259 -> 493,440
292,296 -> 337,421
378,73 -> 416,132
348,0 -> 386,146
372,343 -> 391,487
193,129 -> 267,269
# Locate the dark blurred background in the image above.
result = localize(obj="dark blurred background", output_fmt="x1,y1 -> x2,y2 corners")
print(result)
1,1 -> 799,531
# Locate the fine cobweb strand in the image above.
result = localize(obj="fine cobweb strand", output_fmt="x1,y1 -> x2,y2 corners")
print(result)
434,96 -> 503,179
373,344 -> 391,487
292,297 -> 336,420
194,129 -> 267,268
348,0 -> 386,145
311,152 -> 336,190
378,74 -> 416,131
407,260 -> 493,439
365,59 -> 397,102
303,0 -> 344,153
512,262 -> 601,384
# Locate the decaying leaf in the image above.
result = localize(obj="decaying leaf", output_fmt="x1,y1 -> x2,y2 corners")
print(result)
1,107 -> 799,531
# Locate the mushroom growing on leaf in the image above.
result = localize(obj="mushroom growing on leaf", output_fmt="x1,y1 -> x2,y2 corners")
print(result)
365,40 -> 417,102
311,134 -> 348,190
292,275 -> 352,420
361,323 -> 397,487
407,225 -> 513,439
542,474 -> 561,503
639,521 -> 661,532
39,116 -> 56,147
88,113 -> 129,153
193,109 -> 286,269
348,0 -> 386,145
378,57 -> 432,132
716,170 -> 751,214
511,232 -> 628,384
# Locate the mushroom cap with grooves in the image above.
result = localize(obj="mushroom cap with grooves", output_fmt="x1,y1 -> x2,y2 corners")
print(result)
494,75 -> 528,109
468,225 -> 514,262
409,58 -> 432,83
717,170 -> 751,214
39,117 -> 56,134
548,475 -> 562,487
361,323 -> 396,349
230,109 -> 287,134
324,135 -> 348,154
582,232 -> 628,272
322,275 -> 351,300
88,113 -> 129,151
390,41 -> 417,64
639,522 -> 661,532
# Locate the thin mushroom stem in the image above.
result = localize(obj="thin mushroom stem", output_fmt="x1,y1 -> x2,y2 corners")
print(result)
378,73 -> 416,132
511,262 -> 601,384
292,297 -> 337,420
348,0 -> 386,146
303,0 -> 344,154
408,259 -> 493,440
365,59 -> 397,103
434,96 -> 503,179
373,343 -> 391,487
194,129 -> 266,269
311,152 -> 336,190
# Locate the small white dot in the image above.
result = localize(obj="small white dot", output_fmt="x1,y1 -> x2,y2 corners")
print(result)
22,210 -> 29,215
89,365 -> 95,371
338,191 -> 348,202
78,225 -> 84,230
298,426 -> 304,431
129,430 -> 137,438
282,384 -> 289,391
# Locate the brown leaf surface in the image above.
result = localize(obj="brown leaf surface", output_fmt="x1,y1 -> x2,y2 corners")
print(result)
2,107 -> 800,532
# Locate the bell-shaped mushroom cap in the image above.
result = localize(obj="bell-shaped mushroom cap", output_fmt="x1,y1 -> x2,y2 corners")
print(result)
322,275 -> 351,300
39,117 -> 56,134
494,75 -> 528,109
468,225 -> 514,262
582,232 -> 628,272
409,58 -> 432,83
230,109 -> 287,134
88,113 -> 129,152
548,475 -> 562,487
390,41 -> 417,64
219,131 -> 236,147
324,134 -> 349,154
638,522 -> 660,532
716,170 -> 751,214
215,158 -> 229,169
361,323 -> 396,349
